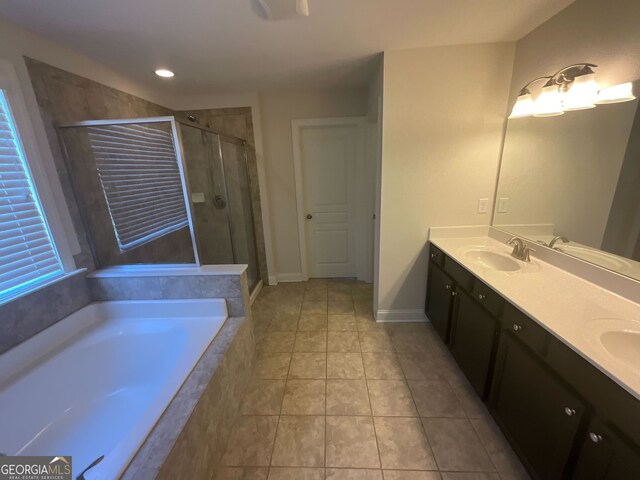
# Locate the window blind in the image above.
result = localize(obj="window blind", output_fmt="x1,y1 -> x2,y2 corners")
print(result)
0,91 -> 62,301
87,123 -> 189,251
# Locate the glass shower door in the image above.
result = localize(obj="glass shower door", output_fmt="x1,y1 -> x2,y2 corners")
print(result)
220,139 -> 259,290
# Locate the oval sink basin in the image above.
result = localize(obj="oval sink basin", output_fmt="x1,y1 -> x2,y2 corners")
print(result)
601,331 -> 640,371
462,249 -> 521,272
557,245 -> 631,273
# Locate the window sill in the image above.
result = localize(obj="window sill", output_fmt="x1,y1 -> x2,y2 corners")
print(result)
0,268 -> 87,306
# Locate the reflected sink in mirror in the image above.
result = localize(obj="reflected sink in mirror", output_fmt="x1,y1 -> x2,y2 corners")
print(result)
556,245 -> 632,273
457,246 -> 540,273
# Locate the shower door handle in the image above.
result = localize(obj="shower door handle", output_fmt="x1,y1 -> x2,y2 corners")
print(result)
306,214 -> 313,219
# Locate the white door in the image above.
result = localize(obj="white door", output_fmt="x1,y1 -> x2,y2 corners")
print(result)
300,125 -> 358,278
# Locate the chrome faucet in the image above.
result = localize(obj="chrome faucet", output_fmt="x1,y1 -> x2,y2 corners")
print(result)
548,235 -> 569,249
507,237 -> 534,262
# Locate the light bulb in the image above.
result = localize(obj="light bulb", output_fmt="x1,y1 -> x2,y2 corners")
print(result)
595,82 -> 636,104
509,93 -> 535,119
534,85 -> 564,117
154,69 -> 175,78
562,73 -> 598,111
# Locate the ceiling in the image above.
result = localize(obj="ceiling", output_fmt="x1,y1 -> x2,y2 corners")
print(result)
0,0 -> 574,95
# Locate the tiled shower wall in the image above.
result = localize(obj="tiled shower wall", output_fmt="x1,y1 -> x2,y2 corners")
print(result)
177,108 -> 269,286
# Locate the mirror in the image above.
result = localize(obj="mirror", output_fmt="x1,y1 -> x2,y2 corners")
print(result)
494,83 -> 640,281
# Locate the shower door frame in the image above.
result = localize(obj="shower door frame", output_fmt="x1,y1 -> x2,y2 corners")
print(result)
57,116 -> 202,266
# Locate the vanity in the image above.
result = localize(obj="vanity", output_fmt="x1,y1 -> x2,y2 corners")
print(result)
425,234 -> 640,480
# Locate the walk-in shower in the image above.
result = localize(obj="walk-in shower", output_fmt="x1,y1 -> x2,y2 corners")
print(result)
57,117 -> 261,292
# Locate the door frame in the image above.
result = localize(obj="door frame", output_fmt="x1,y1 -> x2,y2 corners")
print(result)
291,116 -> 370,281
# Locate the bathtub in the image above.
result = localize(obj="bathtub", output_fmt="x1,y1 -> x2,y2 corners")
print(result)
0,299 -> 227,480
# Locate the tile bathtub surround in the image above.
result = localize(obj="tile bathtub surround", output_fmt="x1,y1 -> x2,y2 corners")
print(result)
216,280 -> 531,480
88,270 -> 250,317
122,314 -> 256,480
0,272 -> 91,355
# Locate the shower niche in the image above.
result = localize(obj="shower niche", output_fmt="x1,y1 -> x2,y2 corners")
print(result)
58,116 -> 261,291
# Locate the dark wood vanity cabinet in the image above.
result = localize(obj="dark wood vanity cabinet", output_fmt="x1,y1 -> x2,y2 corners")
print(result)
490,332 -> 586,480
449,288 -> 500,398
425,247 -> 456,342
424,241 -> 640,480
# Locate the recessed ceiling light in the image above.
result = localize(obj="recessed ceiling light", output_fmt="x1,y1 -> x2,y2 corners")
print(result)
154,69 -> 174,78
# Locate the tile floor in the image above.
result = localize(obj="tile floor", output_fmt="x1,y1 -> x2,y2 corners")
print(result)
216,279 -> 530,480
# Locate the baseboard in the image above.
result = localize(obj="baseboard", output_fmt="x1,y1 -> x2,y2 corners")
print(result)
375,309 -> 428,322
250,280 -> 263,304
268,275 -> 278,286
277,273 -> 305,283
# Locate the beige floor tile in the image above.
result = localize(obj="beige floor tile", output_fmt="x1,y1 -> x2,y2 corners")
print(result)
440,473 -> 500,480
354,300 -> 374,314
408,380 -> 466,418
374,417 -> 437,470
299,314 -> 328,331
328,314 -> 357,331
326,469 -> 383,480
326,379 -> 371,415
258,332 -> 296,353
268,315 -> 300,332
367,380 -> 417,416
470,416 -> 529,476
294,331 -> 327,352
422,418 -> 495,472
359,331 -> 395,352
327,352 -> 365,379
356,314 -> 386,332
222,416 -> 279,466
383,472 -> 442,480
215,466 -> 269,480
329,299 -> 355,315
397,352 -> 444,381
328,331 -> 361,352
271,416 -> 325,467
268,467 -> 324,480
362,353 -> 404,379
304,289 -> 328,301
289,353 -> 327,379
282,379 -> 326,415
328,290 -> 352,302
254,353 -> 291,379
241,379 -> 286,415
302,300 -> 328,314
326,416 -> 381,468
452,383 -> 489,419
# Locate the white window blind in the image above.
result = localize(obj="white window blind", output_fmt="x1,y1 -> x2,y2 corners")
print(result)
87,123 -> 189,251
0,90 -> 62,301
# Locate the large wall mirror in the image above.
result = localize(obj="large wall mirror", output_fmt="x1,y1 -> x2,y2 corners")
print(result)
494,81 -> 640,281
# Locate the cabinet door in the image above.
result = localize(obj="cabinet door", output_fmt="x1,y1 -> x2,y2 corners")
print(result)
425,264 -> 455,343
571,418 -> 640,480
449,289 -> 498,397
490,333 -> 586,480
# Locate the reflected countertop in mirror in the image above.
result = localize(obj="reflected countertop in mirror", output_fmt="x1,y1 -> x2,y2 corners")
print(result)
493,82 -> 640,281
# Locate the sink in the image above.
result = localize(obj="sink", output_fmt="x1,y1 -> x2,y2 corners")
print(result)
600,331 -> 640,371
461,248 -> 521,272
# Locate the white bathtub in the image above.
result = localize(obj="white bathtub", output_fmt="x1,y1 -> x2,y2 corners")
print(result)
0,299 -> 227,480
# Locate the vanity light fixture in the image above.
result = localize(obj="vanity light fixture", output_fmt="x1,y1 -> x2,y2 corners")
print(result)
154,69 -> 175,78
509,63 -> 636,119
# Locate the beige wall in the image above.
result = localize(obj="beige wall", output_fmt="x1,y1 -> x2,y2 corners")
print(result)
377,43 -> 515,319
259,90 -> 369,280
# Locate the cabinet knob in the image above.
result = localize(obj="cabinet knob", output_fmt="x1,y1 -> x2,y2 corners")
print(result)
564,407 -> 576,417
512,324 -> 522,332
451,291 -> 457,297
445,284 -> 452,290
431,253 -> 437,259
589,432 -> 603,444
477,293 -> 485,300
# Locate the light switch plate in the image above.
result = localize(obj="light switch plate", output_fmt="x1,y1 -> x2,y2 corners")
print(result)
477,198 -> 488,214
498,197 -> 509,213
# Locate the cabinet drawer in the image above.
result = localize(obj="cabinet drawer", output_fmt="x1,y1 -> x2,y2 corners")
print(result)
502,303 -> 549,355
471,281 -> 504,317
443,256 -> 474,291
428,243 -> 445,267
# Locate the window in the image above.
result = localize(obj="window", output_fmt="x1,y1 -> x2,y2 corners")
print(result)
86,122 -> 190,251
0,90 -> 63,301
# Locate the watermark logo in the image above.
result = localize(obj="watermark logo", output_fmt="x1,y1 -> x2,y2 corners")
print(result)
0,456 -> 72,480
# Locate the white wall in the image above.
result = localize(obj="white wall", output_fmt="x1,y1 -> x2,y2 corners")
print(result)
259,90 -> 369,280
0,17 -> 168,260
377,43 -> 515,320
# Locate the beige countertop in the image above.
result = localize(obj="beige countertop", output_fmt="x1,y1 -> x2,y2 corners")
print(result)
430,235 -> 640,401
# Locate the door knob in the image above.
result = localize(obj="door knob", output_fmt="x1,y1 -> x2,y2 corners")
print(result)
306,214 -> 313,219
564,407 -> 576,417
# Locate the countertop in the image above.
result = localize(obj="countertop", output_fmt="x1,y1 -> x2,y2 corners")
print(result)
429,235 -> 640,401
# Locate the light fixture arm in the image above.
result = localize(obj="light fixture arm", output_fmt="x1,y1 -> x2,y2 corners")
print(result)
545,63 -> 598,90
517,76 -> 553,96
